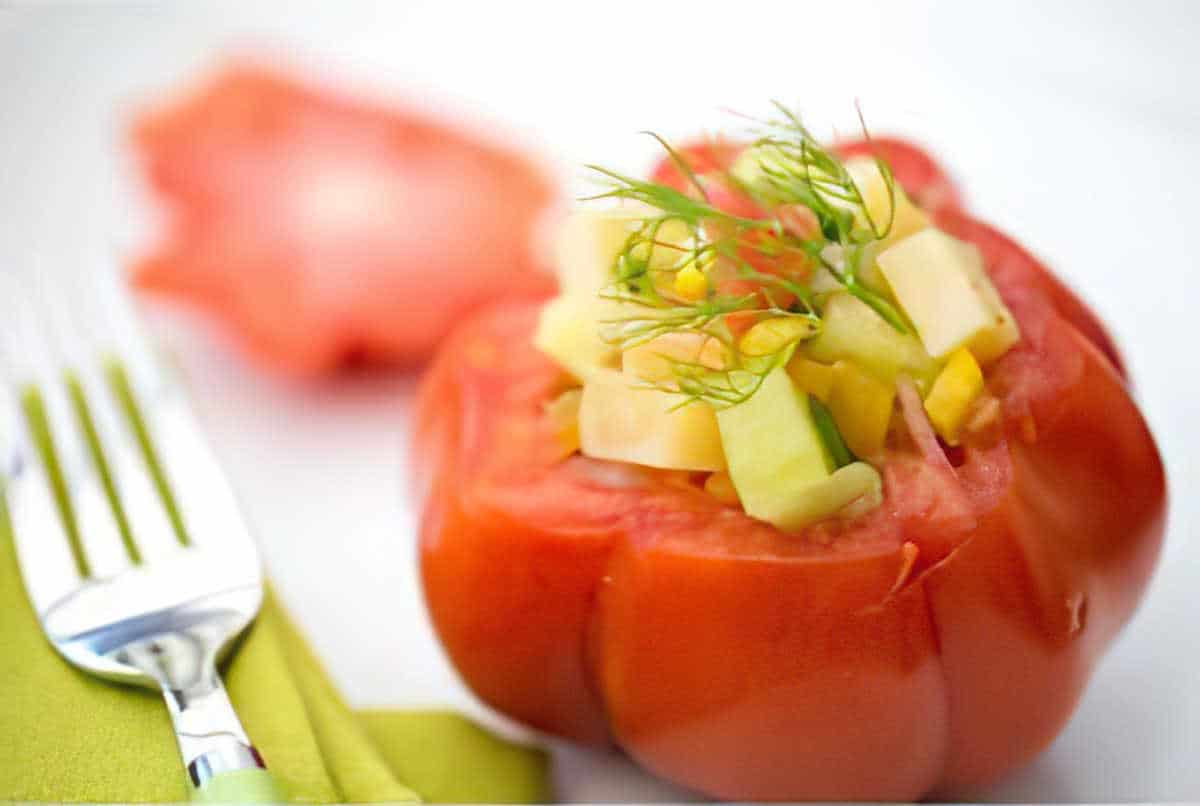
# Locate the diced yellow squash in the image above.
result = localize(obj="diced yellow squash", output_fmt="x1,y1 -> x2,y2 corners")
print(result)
704,471 -> 740,506
770,461 -> 883,531
533,295 -> 621,382
622,332 -> 728,384
554,207 -> 689,294
828,360 -> 895,459
716,368 -> 832,528
786,357 -> 835,403
806,292 -> 939,386
739,316 -> 819,357
843,157 -> 930,244
923,348 -> 985,445
876,228 -> 1020,363
579,368 -> 726,471
544,388 -> 583,459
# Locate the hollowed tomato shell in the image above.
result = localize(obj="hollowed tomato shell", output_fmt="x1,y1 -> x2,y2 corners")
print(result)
412,140 -> 1165,800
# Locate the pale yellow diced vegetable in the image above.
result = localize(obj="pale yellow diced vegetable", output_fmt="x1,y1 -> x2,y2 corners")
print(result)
704,471 -> 741,506
738,316 -> 819,357
716,368 -> 832,528
533,295 -> 621,382
622,332 -> 727,384
554,207 -> 688,294
843,157 -> 930,245
876,228 -> 1020,363
828,360 -> 895,459
923,348 -> 985,445
578,368 -> 726,472
544,388 -> 583,459
806,292 -> 939,386
786,357 -> 835,403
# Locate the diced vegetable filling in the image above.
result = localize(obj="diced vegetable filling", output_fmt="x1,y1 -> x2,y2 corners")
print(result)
532,108 -> 1016,532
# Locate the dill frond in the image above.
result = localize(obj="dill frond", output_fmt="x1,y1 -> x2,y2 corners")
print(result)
584,103 -> 910,408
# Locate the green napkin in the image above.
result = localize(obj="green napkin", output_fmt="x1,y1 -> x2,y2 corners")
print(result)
0,499 -> 551,804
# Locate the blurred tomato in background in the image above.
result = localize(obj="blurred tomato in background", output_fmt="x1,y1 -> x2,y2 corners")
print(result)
132,63 -> 559,375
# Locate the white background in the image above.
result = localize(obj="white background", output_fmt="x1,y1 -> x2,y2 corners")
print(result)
1,1 -> 1198,801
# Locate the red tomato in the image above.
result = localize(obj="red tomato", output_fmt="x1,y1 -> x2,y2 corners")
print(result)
413,140 -> 1165,799
131,64 -> 557,375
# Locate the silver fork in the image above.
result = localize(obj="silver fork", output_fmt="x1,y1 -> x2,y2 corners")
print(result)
0,263 -> 284,802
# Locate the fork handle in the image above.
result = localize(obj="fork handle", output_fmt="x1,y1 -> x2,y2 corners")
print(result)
159,673 -> 286,802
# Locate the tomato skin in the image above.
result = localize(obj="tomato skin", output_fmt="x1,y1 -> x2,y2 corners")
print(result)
414,145 -> 1166,799
132,64 -> 557,375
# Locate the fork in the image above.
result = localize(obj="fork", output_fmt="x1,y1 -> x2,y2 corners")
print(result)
0,264 -> 285,803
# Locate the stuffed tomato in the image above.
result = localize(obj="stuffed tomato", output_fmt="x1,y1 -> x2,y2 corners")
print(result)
413,116 -> 1165,800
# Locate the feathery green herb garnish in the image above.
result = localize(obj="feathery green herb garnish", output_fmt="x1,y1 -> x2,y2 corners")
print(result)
585,103 -> 908,409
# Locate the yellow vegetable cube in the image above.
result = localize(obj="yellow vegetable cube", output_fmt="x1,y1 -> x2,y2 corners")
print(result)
923,348 -> 985,445
876,228 -> 1020,364
554,207 -> 688,294
786,357 -> 835,403
622,332 -> 727,384
843,157 -> 930,244
579,368 -> 726,472
533,295 -> 622,382
828,360 -> 895,459
739,317 -> 818,357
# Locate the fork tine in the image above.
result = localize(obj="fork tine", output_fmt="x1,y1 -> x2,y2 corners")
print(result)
23,261 -> 138,582
91,263 -> 260,565
64,266 -> 184,563
1,270 -> 86,612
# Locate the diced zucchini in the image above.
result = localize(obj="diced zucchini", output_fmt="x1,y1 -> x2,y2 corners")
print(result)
875,228 -> 1020,363
578,368 -> 726,471
622,332 -> 727,384
716,368 -> 832,528
828,360 -> 895,459
533,295 -> 621,382
923,347 -> 985,445
805,292 -> 939,386
771,462 -> 883,530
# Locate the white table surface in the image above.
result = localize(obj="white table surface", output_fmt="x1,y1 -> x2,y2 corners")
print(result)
2,2 -> 1198,801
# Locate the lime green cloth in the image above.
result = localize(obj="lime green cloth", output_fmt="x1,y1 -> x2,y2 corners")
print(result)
0,500 -> 551,803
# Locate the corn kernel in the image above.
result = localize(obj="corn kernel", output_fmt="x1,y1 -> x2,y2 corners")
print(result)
923,347 -> 984,445
828,361 -> 895,459
704,471 -> 741,506
673,264 -> 708,301
786,357 -> 835,403
739,317 -> 818,357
